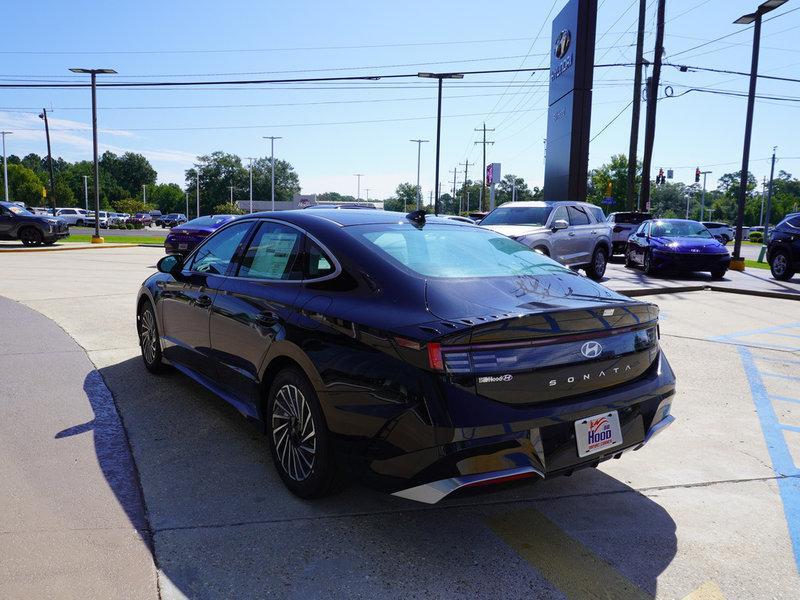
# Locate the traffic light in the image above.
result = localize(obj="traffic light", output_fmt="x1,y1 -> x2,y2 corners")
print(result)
657,168 -> 665,185
695,167 -> 701,183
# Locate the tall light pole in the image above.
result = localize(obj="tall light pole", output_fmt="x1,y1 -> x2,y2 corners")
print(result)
354,173 -> 364,200
364,188 -> 370,202
194,167 -> 200,217
0,131 -> 11,203
229,186 -> 234,206
262,136 -> 282,211
142,184 -> 147,204
185,191 -> 189,217
69,67 -> 117,243
39,110 -> 57,214
83,175 -> 89,210
410,139 -> 429,210
245,157 -> 256,213
730,0 -> 787,268
418,72 -> 464,215
699,171 -> 712,221
764,147 -> 777,238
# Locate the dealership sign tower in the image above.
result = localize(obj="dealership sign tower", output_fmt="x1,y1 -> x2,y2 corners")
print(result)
543,0 -> 598,202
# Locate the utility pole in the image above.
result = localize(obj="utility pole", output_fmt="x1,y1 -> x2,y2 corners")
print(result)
262,136 -> 282,210
1,131 -> 11,203
474,123 -> 495,211
245,157 -> 256,213
512,178 -> 517,203
759,176 -> 767,226
185,191 -> 189,217
230,186 -> 234,205
354,173 -> 363,201
699,171 -> 711,221
764,147 -> 777,238
142,184 -> 147,204
459,159 -> 472,214
38,111 -> 57,214
83,175 -> 89,210
450,167 -> 459,214
410,139 -> 429,210
195,170 -> 200,217
365,188 -> 370,202
639,0 -> 665,211
626,0 -> 647,211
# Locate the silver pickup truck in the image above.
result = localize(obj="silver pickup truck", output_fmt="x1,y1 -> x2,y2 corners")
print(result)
479,200 -> 612,281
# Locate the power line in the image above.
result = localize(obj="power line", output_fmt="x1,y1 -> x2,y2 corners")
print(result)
591,100 -> 634,142
663,63 -> 800,84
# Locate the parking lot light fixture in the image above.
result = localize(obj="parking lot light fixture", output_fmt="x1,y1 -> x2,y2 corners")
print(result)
730,0 -> 787,268
417,72 -> 464,215
69,68 -> 117,243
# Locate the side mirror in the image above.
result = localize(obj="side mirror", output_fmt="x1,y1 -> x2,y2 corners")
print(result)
635,232 -> 646,238
552,219 -> 569,231
157,254 -> 184,276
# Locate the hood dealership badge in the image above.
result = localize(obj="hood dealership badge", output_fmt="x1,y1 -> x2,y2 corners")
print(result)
554,29 -> 571,59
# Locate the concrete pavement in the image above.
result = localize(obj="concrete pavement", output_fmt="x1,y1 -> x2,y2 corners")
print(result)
1,247 -> 799,599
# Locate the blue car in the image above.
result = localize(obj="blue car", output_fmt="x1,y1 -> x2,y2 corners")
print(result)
164,214 -> 236,256
625,218 -> 731,279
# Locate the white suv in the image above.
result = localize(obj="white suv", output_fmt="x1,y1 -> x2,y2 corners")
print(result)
607,212 -> 652,255
479,200 -> 613,280
55,208 -> 89,226
701,222 -> 734,244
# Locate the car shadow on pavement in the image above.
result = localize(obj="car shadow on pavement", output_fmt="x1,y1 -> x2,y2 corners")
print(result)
76,355 -> 677,598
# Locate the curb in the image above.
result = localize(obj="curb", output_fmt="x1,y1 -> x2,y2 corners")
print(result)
0,243 -> 134,253
616,284 -> 800,302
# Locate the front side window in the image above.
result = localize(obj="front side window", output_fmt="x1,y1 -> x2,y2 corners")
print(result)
237,222 -> 304,280
551,206 -> 568,225
567,206 -> 590,225
189,221 -> 253,275
352,223 -> 568,278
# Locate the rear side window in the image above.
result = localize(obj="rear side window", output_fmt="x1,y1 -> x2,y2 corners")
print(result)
305,239 -> 336,279
237,222 -> 303,280
567,206 -> 590,225
586,205 -> 605,223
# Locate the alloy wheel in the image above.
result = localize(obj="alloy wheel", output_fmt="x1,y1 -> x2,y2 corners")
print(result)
139,309 -> 158,365
272,384 -> 316,481
773,254 -> 787,276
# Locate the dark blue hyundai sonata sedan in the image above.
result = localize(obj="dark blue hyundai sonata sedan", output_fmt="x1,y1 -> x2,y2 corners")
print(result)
137,209 -> 676,503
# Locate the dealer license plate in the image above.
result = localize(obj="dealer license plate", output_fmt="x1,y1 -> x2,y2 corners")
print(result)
575,410 -> 623,458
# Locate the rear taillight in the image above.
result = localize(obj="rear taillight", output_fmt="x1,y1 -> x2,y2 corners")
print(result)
613,225 -> 625,233
427,342 -> 444,371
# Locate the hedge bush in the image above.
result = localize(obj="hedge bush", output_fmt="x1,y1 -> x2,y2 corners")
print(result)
749,231 -> 763,243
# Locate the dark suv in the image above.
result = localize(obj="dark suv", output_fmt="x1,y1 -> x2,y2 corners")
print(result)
0,201 -> 70,246
767,213 -> 800,281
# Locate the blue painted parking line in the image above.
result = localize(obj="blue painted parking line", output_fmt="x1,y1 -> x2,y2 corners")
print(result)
772,395 -> 800,405
762,372 -> 800,382
714,321 -> 800,353
739,347 -> 800,572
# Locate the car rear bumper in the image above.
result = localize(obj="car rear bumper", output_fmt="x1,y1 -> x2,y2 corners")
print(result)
358,351 -> 676,502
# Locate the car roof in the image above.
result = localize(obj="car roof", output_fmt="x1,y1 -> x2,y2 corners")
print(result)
248,209 -> 464,227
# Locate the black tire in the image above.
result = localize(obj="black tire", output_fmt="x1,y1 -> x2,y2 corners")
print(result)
770,250 -> 795,281
643,250 -> 656,275
266,367 -> 341,499
137,301 -> 166,373
585,246 -> 608,281
710,267 -> 727,280
43,239 -> 56,246
624,249 -> 635,268
534,246 -> 549,257
19,227 -> 43,246
76,219 -> 84,226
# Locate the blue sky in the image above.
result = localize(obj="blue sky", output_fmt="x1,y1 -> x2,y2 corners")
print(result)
1,0 -> 799,201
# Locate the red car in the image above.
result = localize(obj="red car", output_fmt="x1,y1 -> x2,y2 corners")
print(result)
127,212 -> 153,226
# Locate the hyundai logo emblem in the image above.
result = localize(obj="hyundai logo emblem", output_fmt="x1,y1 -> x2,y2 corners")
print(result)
554,29 -> 571,59
580,341 -> 602,359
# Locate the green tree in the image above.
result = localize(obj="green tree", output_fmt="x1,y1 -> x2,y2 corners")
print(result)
317,191 -> 356,204
212,202 -> 245,215
5,163 -> 46,205
496,174 -> 540,206
148,183 -> 186,214
100,151 -> 157,198
251,158 -> 301,203
186,152 -> 248,215
588,154 -> 638,212
113,198 -> 151,215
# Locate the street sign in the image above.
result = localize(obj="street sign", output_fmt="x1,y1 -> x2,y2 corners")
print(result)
601,197 -> 615,205
486,163 -> 501,185
667,169 -> 673,179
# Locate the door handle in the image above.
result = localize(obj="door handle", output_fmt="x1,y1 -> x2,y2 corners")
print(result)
194,294 -> 212,309
591,230 -> 597,234
568,232 -> 576,237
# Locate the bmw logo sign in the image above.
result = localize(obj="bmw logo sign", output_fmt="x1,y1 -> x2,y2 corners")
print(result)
555,29 -> 571,59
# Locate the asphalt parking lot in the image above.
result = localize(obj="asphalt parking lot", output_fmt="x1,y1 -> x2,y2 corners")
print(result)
1,246 -> 799,599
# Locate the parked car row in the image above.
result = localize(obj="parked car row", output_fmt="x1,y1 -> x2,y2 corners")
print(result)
0,201 -> 70,246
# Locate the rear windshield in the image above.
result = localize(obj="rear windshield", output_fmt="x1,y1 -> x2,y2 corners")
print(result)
185,215 -> 233,227
613,212 -> 651,224
350,223 -> 568,278
480,205 -> 553,226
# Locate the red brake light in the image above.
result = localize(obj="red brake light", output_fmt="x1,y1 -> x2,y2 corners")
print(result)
427,342 -> 444,371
